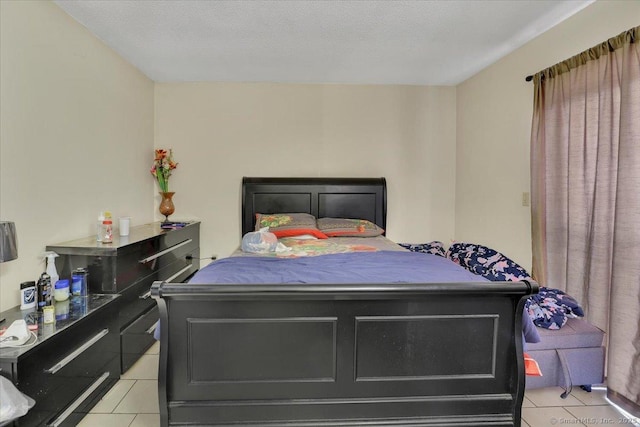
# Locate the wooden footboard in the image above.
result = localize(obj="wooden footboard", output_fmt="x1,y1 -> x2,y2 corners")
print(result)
152,281 -> 537,427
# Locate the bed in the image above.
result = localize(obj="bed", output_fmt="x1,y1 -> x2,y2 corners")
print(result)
151,177 -> 538,427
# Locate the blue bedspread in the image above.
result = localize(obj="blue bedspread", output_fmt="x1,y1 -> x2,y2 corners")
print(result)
190,251 -> 487,284
159,251 -> 540,345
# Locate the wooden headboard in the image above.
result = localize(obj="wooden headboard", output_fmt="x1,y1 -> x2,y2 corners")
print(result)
241,177 -> 387,236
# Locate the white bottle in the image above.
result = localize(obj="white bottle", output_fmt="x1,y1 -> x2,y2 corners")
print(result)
102,211 -> 113,243
97,212 -> 105,242
44,251 -> 59,290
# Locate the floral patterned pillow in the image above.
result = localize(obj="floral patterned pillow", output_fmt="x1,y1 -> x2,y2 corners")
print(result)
255,213 -> 327,239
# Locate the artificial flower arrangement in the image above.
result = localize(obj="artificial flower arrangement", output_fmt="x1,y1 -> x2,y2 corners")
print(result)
150,149 -> 178,192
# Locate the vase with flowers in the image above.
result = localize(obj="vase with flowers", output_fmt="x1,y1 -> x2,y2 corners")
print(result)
151,149 -> 178,222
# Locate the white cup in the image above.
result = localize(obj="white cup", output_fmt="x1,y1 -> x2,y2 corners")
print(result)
119,217 -> 131,236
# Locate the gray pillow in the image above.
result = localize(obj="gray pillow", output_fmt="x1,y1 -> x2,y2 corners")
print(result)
317,218 -> 384,237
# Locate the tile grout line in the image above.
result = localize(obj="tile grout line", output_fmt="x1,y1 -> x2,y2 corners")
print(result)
114,379 -> 138,415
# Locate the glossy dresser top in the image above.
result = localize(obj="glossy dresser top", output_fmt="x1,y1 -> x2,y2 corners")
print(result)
0,293 -> 119,361
46,221 -> 200,256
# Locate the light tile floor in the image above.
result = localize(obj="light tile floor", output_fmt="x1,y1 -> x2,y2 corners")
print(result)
80,343 -> 639,427
522,387 -> 639,426
78,341 -> 160,427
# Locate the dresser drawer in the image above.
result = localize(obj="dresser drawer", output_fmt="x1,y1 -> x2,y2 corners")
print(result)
89,226 -> 199,293
121,305 -> 159,373
117,254 -> 197,331
14,301 -> 119,426
117,255 -> 197,374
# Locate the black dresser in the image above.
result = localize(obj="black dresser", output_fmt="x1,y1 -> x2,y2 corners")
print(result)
0,222 -> 200,426
0,294 -> 120,426
46,221 -> 200,372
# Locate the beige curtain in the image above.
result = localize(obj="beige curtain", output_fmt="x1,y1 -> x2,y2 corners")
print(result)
530,26 -> 639,414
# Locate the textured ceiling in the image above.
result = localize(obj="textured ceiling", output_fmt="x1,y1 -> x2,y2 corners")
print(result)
54,0 -> 595,85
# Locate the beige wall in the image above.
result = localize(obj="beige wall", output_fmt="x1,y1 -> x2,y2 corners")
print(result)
455,0 -> 640,271
2,0 -> 636,312
155,83 -> 456,260
0,1 -> 155,311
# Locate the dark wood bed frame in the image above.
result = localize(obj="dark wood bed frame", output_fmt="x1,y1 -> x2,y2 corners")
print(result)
152,177 -> 538,426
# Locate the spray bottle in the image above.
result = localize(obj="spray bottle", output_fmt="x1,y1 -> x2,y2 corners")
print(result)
44,251 -> 60,289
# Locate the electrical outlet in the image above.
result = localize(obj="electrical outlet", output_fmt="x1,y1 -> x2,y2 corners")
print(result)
522,192 -> 530,207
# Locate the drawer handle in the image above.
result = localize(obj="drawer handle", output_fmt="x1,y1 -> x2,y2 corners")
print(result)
146,323 -> 158,335
44,329 -> 109,374
47,371 -> 109,427
139,264 -> 191,299
138,239 -> 193,264
165,264 -> 193,283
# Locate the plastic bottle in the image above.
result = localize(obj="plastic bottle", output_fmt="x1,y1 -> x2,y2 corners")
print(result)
44,251 -> 59,291
71,268 -> 88,296
97,212 -> 105,242
37,272 -> 52,311
102,211 -> 113,243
